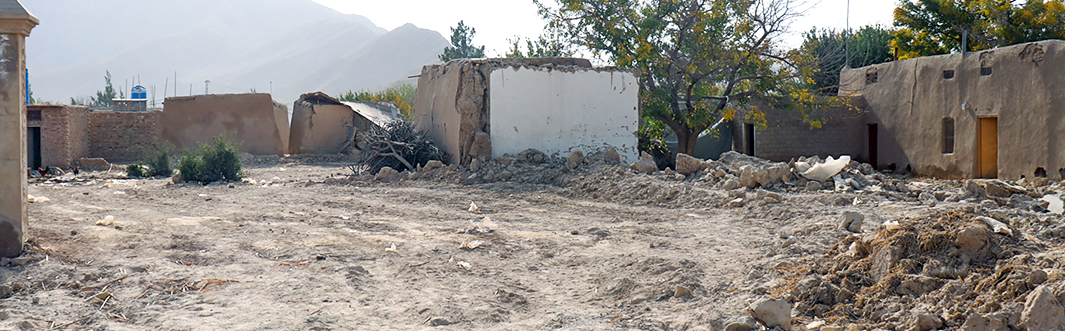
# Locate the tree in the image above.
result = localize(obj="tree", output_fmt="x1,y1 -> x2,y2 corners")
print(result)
800,26 -> 894,94
337,84 -> 417,120
439,20 -> 486,62
505,30 -> 575,58
537,0 -> 846,156
893,0 -> 1065,58
90,70 -> 117,107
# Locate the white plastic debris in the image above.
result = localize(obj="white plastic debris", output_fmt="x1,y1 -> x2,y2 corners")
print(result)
479,217 -> 493,231
1041,194 -> 1064,214
456,261 -> 472,271
976,216 -> 1013,236
459,240 -> 483,250
468,202 -> 479,212
26,195 -> 50,203
806,320 -> 826,329
96,215 -> 115,226
385,243 -> 397,252
882,220 -> 900,231
801,155 -> 851,181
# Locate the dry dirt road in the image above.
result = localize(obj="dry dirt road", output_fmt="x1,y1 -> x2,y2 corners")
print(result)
1,157 -> 1061,330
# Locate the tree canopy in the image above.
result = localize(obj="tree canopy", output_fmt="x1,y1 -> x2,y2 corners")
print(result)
893,0 -> 1065,58
439,20 -> 486,62
505,31 -> 575,58
800,26 -> 894,93
537,0 -> 847,156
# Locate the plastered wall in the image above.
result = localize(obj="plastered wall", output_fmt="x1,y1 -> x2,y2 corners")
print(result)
162,94 -> 289,156
841,40 -> 1065,180
488,67 -> 639,163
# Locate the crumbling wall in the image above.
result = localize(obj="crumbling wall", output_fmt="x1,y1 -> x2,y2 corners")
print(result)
161,93 -> 288,156
413,60 -> 490,165
488,65 -> 639,163
88,109 -> 161,163
842,40 -> 1065,180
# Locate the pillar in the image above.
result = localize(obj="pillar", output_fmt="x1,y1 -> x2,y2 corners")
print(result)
0,0 -> 37,258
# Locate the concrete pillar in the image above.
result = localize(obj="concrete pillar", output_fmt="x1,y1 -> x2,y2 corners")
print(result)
0,0 -> 37,258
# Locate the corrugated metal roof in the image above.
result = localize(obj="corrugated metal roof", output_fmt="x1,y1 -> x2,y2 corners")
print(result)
342,101 -> 398,128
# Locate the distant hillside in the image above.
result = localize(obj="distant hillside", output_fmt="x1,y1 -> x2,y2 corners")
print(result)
22,0 -> 448,105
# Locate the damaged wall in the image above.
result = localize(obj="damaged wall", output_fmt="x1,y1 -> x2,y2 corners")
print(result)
842,40 -> 1065,180
413,58 -> 638,165
162,93 -> 289,156
26,105 -> 90,169
289,93 -> 400,155
489,66 -> 639,162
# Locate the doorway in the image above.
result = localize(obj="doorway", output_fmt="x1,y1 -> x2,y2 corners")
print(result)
744,123 -> 755,156
867,124 -> 878,167
978,117 -> 998,178
27,127 -> 41,170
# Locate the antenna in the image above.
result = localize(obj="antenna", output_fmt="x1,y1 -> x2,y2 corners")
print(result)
163,77 -> 168,100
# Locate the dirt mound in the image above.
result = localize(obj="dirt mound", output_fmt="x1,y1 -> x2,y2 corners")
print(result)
790,209 -> 1065,330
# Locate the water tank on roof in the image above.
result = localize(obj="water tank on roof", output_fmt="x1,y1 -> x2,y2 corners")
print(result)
131,85 -> 147,100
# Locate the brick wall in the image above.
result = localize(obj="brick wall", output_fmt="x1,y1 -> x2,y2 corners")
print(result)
26,105 -> 90,169
88,110 -> 161,163
753,108 -> 869,163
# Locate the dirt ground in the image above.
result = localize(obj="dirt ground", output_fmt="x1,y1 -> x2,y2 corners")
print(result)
2,154 -> 1064,330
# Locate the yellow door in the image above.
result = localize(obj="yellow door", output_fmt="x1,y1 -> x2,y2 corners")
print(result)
978,117 -> 998,178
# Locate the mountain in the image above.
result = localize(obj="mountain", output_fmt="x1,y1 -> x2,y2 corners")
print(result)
22,0 -> 448,105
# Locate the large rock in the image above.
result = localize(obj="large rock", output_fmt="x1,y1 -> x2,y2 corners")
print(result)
960,314 -> 1009,331
750,298 -> 792,330
603,147 -> 621,165
566,150 -> 584,170
467,131 -> 492,162
907,311 -> 944,331
984,180 -> 1012,198
675,153 -> 707,176
1020,285 -> 1065,330
630,152 -> 657,174
375,167 -> 398,181
838,212 -> 864,233
955,226 -> 990,257
724,315 -> 762,331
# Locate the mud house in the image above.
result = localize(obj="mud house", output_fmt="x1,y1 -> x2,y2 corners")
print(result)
288,92 -> 399,154
162,93 -> 290,156
838,40 -> 1065,180
412,58 -> 640,165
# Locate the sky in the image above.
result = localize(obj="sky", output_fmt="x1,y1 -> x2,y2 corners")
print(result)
310,0 -> 899,55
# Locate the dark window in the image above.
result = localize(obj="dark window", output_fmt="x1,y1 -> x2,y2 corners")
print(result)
943,70 -> 955,79
744,123 -> 756,156
865,70 -> 879,84
943,118 -> 955,154
980,66 -> 992,76
26,109 -> 40,121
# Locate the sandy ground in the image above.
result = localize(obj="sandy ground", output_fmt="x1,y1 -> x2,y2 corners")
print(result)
1,156 -> 1062,330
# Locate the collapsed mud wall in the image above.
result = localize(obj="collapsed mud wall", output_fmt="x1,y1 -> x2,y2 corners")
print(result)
289,93 -> 355,155
162,93 -> 289,156
413,58 -> 638,165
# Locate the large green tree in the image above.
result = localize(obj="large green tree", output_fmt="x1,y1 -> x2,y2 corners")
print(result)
537,0 -> 844,155
439,20 -> 486,62
505,30 -> 575,58
893,0 -> 1065,58
800,26 -> 894,94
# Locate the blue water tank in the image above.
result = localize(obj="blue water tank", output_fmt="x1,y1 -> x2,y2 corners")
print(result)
132,85 -> 147,100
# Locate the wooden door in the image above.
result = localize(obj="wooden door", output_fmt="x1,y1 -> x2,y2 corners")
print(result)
978,117 -> 998,178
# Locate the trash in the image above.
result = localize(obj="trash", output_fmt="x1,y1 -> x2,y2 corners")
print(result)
838,212 -> 864,233
96,215 -> 115,226
806,320 -> 826,329
468,202 -> 479,212
976,216 -> 1013,236
462,217 -> 494,234
114,191 -> 126,195
882,220 -> 901,231
385,243 -> 397,252
26,195 -> 50,203
1041,194 -> 1064,214
801,155 -> 851,181
242,178 -> 257,185
456,261 -> 472,271
459,240 -> 483,250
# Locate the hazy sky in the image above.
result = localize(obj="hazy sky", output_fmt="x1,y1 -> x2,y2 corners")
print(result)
310,0 -> 898,55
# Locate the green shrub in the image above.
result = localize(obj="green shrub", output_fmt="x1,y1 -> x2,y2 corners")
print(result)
126,162 -> 146,178
144,144 -> 173,177
176,134 -> 243,184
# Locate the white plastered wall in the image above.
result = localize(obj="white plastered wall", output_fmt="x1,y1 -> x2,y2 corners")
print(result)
488,67 -> 639,163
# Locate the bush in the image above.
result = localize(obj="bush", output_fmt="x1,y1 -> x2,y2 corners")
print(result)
144,144 -> 173,177
177,134 -> 243,184
126,162 -> 146,178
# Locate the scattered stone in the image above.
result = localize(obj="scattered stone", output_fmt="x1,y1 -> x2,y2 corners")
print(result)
755,189 -> 782,201
375,167 -> 398,181
468,131 -> 492,162
955,226 -> 990,256
984,181 -> 1011,198
630,152 -> 657,174
566,150 -> 584,170
424,160 -> 444,170
674,285 -> 693,297
895,182 -> 910,193
724,315 -> 762,331
96,215 -> 115,226
806,181 -> 822,191
750,298 -> 792,330
9,257 -> 31,266
976,216 -> 1013,236
838,212 -> 864,233
498,171 -> 513,180
919,192 -> 938,206
469,158 -> 481,172
517,148 -> 548,164
908,311 -> 944,331
966,180 -> 986,197
407,171 -> 419,180
1020,285 -> 1065,330
726,198 -> 746,208
428,317 -> 453,326
960,314 -> 1008,331
1028,269 -> 1048,287
0,284 -> 12,298
171,173 -> 184,184
723,178 -> 743,190
675,153 -> 706,176
603,147 -> 621,165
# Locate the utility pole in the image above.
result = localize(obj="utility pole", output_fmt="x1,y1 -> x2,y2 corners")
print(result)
205,80 -> 210,95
